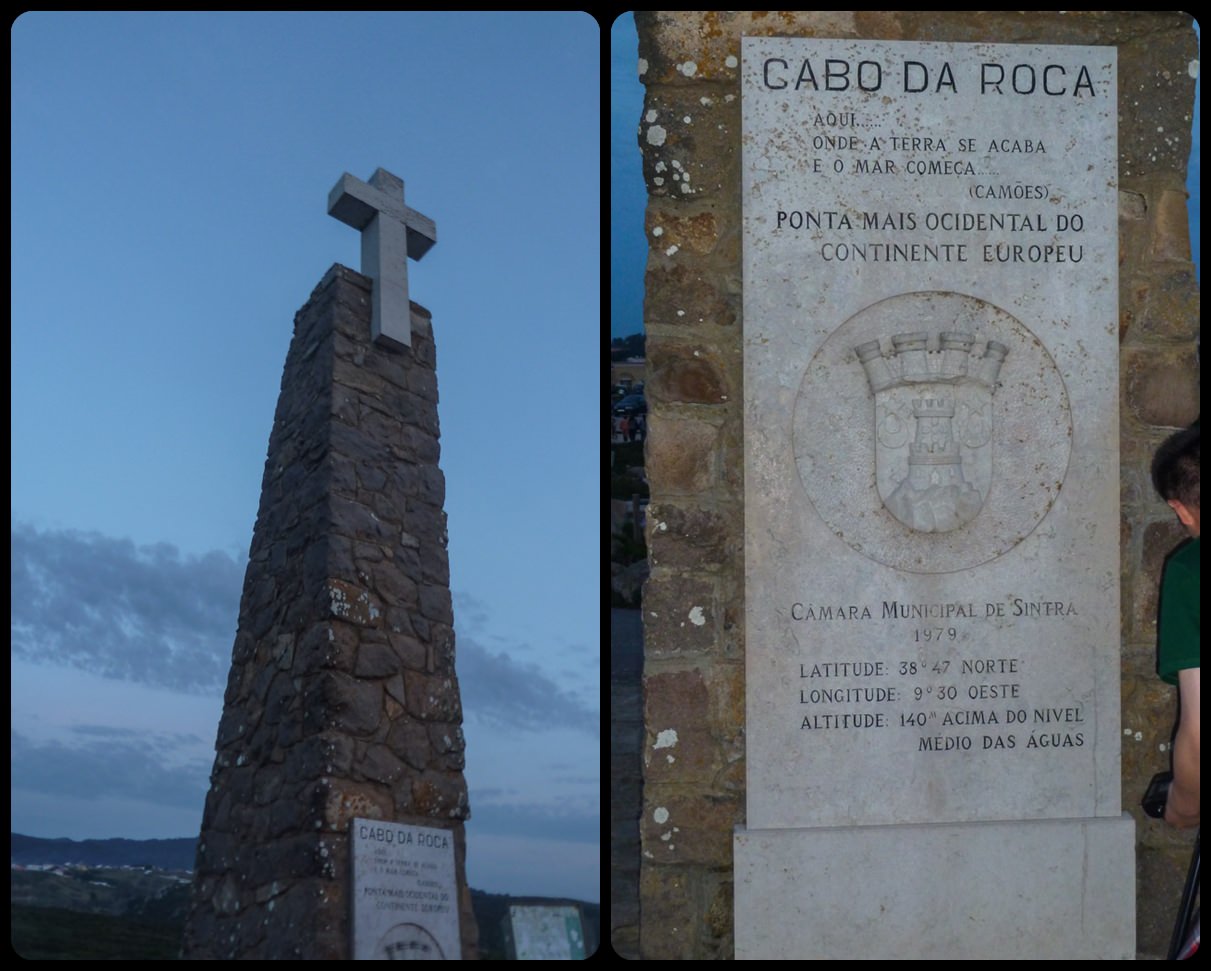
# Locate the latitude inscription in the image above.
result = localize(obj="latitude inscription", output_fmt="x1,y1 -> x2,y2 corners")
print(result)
328,167 -> 437,349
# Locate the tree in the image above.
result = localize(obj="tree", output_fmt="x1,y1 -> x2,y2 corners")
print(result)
610,333 -> 645,361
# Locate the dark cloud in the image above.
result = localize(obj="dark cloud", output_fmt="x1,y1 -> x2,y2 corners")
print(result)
456,635 -> 598,736
451,590 -> 492,631
11,523 -> 242,693
11,730 -> 209,812
11,524 -> 598,735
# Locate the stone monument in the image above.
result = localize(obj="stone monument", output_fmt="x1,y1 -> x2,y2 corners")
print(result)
181,169 -> 477,959
735,37 -> 1133,958
632,11 -> 1198,961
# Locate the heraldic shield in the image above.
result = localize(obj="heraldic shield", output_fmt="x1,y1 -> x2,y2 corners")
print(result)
855,331 -> 1008,533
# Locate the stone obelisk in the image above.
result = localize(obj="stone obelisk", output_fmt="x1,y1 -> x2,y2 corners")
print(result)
182,169 -> 477,959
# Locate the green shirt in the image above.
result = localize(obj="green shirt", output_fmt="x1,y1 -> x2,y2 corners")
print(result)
1157,537 -> 1200,686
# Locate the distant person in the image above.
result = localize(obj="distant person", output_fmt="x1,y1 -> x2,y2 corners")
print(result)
634,414 -> 646,443
1150,422 -> 1200,829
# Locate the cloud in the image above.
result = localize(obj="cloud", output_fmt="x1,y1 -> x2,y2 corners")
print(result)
11,523 -> 242,693
11,523 -> 599,736
11,729 -> 209,812
452,589 -> 599,736
456,635 -> 598,736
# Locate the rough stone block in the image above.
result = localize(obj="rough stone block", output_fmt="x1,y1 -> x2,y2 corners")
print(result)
1117,27 -> 1199,176
640,88 -> 738,201
304,671 -> 382,736
648,342 -> 729,404
644,260 -> 737,329
645,209 -> 722,255
388,717 -> 432,771
419,583 -> 453,624
387,631 -> 427,671
409,771 -> 468,817
360,743 -> 407,785
373,560 -> 419,607
637,866 -> 698,961
644,414 -> 719,495
642,787 -> 740,867
323,782 -> 391,831
643,668 -> 715,783
1140,266 -> 1201,340
642,572 -> 717,657
404,670 -> 462,722
326,579 -> 382,628
646,502 -> 732,571
1119,189 -> 1148,221
1151,189 -> 1193,262
354,640 -> 402,678
1124,349 -> 1200,428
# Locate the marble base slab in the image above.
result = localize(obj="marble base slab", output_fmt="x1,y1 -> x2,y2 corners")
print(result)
735,813 -> 1135,959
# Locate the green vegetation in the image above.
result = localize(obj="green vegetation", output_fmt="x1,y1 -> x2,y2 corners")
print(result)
610,333 -> 645,361
11,866 -> 191,918
11,904 -> 184,960
10,867 -> 600,959
611,440 -> 648,506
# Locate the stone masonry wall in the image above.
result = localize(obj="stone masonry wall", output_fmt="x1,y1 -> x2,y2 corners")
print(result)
182,265 -> 477,959
635,11 -> 1199,960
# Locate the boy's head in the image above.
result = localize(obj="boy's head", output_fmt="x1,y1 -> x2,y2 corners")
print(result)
1151,422 -> 1200,537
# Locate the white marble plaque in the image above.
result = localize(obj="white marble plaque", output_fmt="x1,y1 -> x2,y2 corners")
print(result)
741,38 -> 1119,829
351,818 -> 460,960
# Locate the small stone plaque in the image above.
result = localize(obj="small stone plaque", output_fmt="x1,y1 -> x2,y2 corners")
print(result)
351,818 -> 460,960
741,38 -> 1119,829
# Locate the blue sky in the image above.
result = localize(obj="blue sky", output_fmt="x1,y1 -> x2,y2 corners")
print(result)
611,13 -> 1199,339
11,11 -> 599,903
611,14 -> 647,339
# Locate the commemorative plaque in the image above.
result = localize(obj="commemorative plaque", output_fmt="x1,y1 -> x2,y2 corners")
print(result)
740,38 -> 1121,829
351,818 -> 460,960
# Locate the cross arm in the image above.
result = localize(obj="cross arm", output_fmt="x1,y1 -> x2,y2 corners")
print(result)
327,172 -> 437,260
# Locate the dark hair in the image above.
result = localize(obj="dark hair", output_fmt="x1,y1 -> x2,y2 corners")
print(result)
1151,422 -> 1200,509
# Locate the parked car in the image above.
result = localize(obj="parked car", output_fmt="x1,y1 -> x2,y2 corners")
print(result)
612,394 -> 647,417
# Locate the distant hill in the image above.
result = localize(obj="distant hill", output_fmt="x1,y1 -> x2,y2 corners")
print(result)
11,833 -> 600,957
11,833 -> 197,871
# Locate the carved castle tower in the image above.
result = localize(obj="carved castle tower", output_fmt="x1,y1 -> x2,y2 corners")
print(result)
856,330 -> 1009,533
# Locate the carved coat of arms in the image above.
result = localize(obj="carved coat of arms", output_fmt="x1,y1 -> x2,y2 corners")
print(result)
855,331 -> 1008,533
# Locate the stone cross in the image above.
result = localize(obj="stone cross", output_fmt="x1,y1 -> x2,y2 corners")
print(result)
328,168 -> 437,349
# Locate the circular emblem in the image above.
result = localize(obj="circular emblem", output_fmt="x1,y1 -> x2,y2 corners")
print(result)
376,922 -> 446,960
792,291 -> 1071,573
